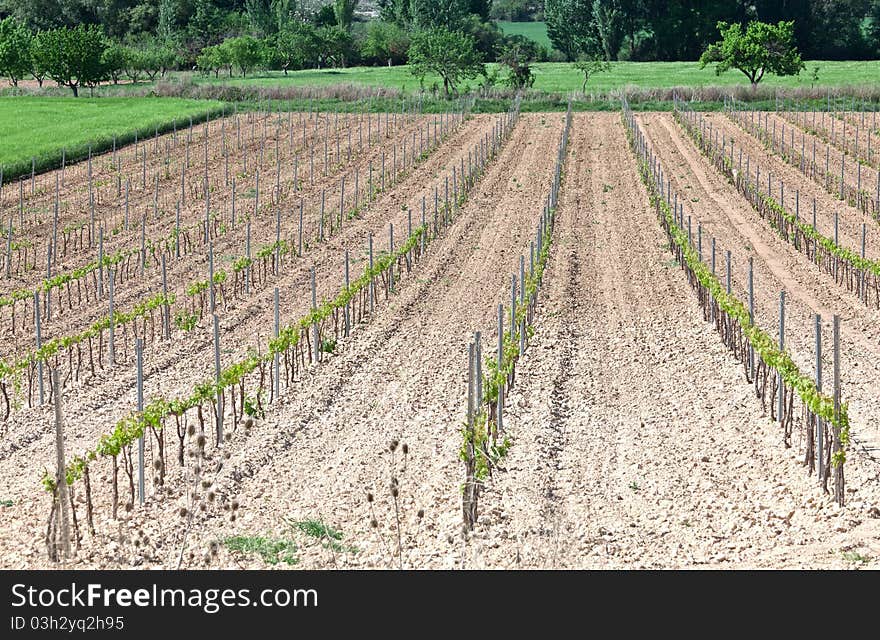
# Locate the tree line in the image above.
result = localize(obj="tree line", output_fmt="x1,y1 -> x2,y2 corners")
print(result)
0,1 -> 877,98
1,1 -> 878,63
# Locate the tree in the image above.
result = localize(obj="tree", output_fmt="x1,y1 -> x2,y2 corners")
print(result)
499,38 -> 536,89
316,25 -> 356,68
274,23 -> 320,73
545,0 -> 600,61
592,0 -> 624,61
334,0 -> 360,31
224,35 -> 266,76
102,41 -> 127,84
39,25 -> 109,96
408,27 -> 484,97
410,0 -> 470,31
122,47 -> 147,83
699,20 -> 805,87
29,30 -> 50,86
574,57 -> 610,92
0,16 -> 32,87
361,20 -> 410,66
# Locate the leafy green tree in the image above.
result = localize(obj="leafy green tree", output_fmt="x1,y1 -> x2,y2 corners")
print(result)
39,24 -> 109,96
376,0 -> 413,26
361,20 -> 410,66
101,41 -> 127,84
499,39 -> 535,89
699,20 -> 805,87
574,57 -> 610,92
334,0 -> 360,31
157,0 -> 180,44
545,0 -> 600,61
197,42 -> 235,77
592,0 -> 624,60
0,16 -> 32,87
224,35 -> 267,76
29,30 -> 50,86
122,47 -> 147,82
274,23 -> 320,73
408,27 -> 484,97
410,0 -> 469,30
316,25 -> 356,68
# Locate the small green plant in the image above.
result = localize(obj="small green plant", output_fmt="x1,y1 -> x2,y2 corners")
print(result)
223,535 -> 298,565
628,482 -> 640,492
0,499 -> 13,507
174,310 -> 198,332
603,184 -> 614,193
841,550 -> 869,564
320,338 -> 337,354
242,392 -> 265,419
287,518 -> 357,553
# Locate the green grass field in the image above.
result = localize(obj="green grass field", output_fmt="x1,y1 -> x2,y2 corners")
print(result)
188,60 -> 880,95
497,21 -> 554,51
0,96 -> 225,181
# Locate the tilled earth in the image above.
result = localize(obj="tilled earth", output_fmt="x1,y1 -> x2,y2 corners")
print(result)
2,112 -> 879,570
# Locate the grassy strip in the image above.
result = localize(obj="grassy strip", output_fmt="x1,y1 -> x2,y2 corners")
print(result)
0,98 -> 227,184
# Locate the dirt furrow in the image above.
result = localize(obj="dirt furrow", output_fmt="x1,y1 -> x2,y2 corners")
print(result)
471,113 -> 880,569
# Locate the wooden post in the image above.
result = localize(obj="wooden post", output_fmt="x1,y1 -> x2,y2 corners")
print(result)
136,338 -> 145,504
311,267 -> 319,363
35,291 -> 44,405
52,369 -> 71,560
815,314 -> 823,483
778,291 -> 785,425
832,315 -> 843,505
108,269 -> 115,366
213,314 -> 223,445
161,254 -> 169,339
273,287 -> 280,401
344,250 -> 350,337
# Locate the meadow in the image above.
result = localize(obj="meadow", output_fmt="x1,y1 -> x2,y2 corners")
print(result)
0,96 -> 225,181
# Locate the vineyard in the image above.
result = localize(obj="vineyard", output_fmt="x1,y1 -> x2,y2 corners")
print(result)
2,100 -> 880,570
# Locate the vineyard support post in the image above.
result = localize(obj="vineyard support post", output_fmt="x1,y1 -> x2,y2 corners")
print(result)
175,203 -> 180,258
344,250 -> 350,337
98,227 -> 104,298
464,341 -> 475,530
34,291 -> 44,405
52,370 -> 71,560
275,208 -> 281,276
832,315 -> 843,505
108,269 -> 115,366
273,287 -> 280,401
136,338 -> 144,505
861,223 -> 867,302
389,223 -> 394,294
519,256 -> 525,353
46,243 -> 51,322
245,223 -> 251,296
815,314 -> 823,483
311,267 -> 319,363
726,251 -> 731,294
140,215 -> 146,275
497,303 -> 504,433
213,314 -> 223,446
208,244 -> 215,314
778,291 -> 785,425
4,216 -> 11,279
748,258 -> 754,377
161,255 -> 169,339
298,200 -> 304,257
475,332 -> 482,407
369,234 -> 374,316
